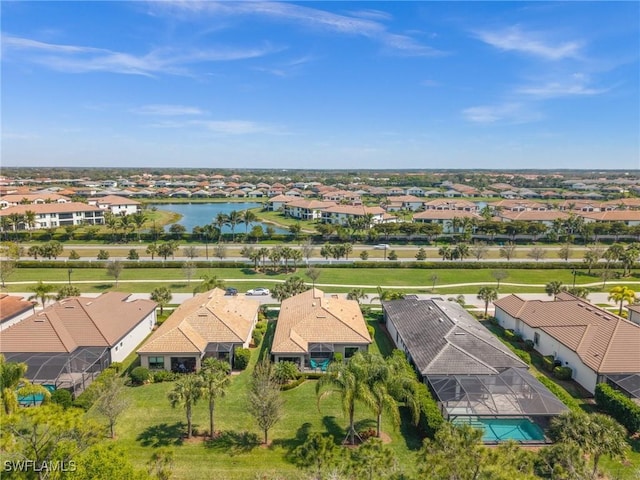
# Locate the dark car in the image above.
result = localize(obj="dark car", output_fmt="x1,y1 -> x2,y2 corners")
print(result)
225,287 -> 238,296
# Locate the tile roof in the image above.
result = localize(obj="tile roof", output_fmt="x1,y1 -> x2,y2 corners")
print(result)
494,295 -> 640,374
138,288 -> 259,354
0,294 -> 35,323
0,292 -> 157,353
498,210 -> 570,221
413,210 -> 481,220
90,195 -> 141,205
383,298 -> 526,376
0,202 -> 103,216
272,289 -> 371,354
0,193 -> 71,204
322,205 -> 385,215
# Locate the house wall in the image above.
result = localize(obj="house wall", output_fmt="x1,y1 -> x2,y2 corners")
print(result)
110,310 -> 157,363
139,353 -> 201,372
0,307 -> 36,332
494,306 -> 599,393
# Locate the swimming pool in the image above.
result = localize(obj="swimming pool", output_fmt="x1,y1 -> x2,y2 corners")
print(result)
18,384 -> 56,406
453,417 -> 545,442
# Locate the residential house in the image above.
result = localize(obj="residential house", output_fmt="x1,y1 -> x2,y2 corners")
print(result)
138,288 -> 259,372
494,293 -> 640,395
412,210 -> 481,234
0,294 -> 35,331
383,298 -> 567,429
88,195 -> 141,216
271,289 -> 371,370
496,210 -> 570,228
0,202 -> 105,229
405,187 -> 425,196
384,195 -> 424,212
577,210 -> 640,227
321,205 -> 387,226
284,199 -> 336,220
267,194 -> 297,212
0,292 -> 157,395
627,305 -> 640,326
423,199 -> 478,212
0,193 -> 71,209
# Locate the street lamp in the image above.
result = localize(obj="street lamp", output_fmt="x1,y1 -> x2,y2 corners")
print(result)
67,268 -> 73,285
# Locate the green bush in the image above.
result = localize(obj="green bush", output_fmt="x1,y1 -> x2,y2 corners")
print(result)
108,362 -> 123,373
333,352 -> 343,363
130,366 -> 151,385
280,376 -> 306,391
72,367 -> 118,410
513,332 -> 523,343
595,383 -> 640,434
68,250 -> 80,260
535,375 -> 582,412
542,355 -> 556,373
416,383 -> 444,438
504,329 -> 515,340
50,389 -> 73,409
252,329 -> 264,346
303,372 -> 323,380
272,361 -> 299,384
523,339 -> 535,351
152,370 -> 178,383
234,348 -> 251,370
553,366 -> 572,381
515,350 -> 532,365
97,250 -> 110,260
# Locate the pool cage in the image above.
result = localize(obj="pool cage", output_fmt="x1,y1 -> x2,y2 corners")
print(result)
4,347 -> 110,397
427,368 -> 569,420
605,374 -> 640,400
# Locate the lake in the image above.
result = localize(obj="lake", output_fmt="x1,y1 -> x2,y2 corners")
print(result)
152,203 -> 288,234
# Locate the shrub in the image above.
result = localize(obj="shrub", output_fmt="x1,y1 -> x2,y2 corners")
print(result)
130,366 -> 151,385
416,383 -> 444,437
72,367 -> 118,410
333,352 -> 343,363
595,383 -> 640,434
97,250 -> 110,260
68,250 -> 80,260
367,325 -> 375,339
523,339 -> 535,351
504,329 -> 515,340
127,249 -> 139,260
234,348 -> 251,370
153,370 -> 178,383
513,332 -> 523,343
272,361 -> 298,384
358,428 -> 377,441
50,389 -> 73,409
251,329 -> 264,346
108,362 -> 123,373
304,372 -> 323,380
553,366 -> 573,381
515,350 -> 532,365
542,355 -> 556,373
535,375 -> 582,412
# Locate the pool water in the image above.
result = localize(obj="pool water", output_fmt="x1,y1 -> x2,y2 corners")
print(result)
453,417 -> 545,442
18,384 -> 56,406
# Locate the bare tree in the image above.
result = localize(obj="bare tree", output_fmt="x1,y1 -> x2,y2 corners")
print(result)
527,247 -> 546,262
301,240 -> 315,263
499,244 -> 517,261
470,242 -> 488,261
0,260 -> 16,288
305,266 -> 321,289
95,376 -> 130,438
182,261 -> 197,284
214,244 -> 227,261
491,270 -> 509,289
183,245 -> 199,259
106,260 -> 124,286
247,357 -> 284,445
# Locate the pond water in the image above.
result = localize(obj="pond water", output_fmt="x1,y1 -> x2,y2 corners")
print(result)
152,203 -> 287,234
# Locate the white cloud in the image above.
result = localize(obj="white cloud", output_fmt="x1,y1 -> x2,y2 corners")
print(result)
474,26 -> 582,60
132,104 -> 207,116
462,103 -> 542,124
517,74 -> 608,98
1,34 -> 280,76
197,120 -> 280,135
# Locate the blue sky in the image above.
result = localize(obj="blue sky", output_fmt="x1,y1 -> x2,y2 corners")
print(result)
2,1 -> 639,170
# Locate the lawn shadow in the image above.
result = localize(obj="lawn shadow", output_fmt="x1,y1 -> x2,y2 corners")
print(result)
204,430 -> 261,455
170,283 -> 187,289
94,284 -> 111,290
137,422 -> 185,447
399,406 -> 424,450
322,415 -> 344,441
272,422 -> 313,463
258,319 -> 277,360
240,268 -> 258,276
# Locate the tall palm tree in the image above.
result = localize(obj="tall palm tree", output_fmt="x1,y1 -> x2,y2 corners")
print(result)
131,211 -> 147,242
24,210 -> 36,239
28,281 -> 57,309
214,213 -> 228,243
476,286 -> 498,317
167,373 -> 205,439
241,209 -> 258,234
7,213 -> 24,232
316,352 -> 376,445
200,358 -> 231,439
257,247 -> 270,271
227,210 -> 242,242
608,285 -> 637,315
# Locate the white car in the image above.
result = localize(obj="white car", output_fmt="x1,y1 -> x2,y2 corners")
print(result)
373,244 -> 390,250
246,287 -> 270,296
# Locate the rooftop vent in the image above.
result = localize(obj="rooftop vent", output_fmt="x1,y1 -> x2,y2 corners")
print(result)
64,306 -> 74,309
454,332 -> 465,335
35,315 -> 45,323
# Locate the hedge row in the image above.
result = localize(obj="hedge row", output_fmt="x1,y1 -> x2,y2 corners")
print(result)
535,375 -> 582,412
595,383 -> 640,434
416,383 -> 445,438
16,260 -> 251,269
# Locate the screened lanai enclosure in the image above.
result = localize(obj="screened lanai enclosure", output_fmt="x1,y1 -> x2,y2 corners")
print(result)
428,368 -> 568,443
4,347 -> 110,397
605,373 -> 640,401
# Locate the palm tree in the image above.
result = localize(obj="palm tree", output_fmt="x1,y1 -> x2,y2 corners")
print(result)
346,288 -> 367,304
370,285 -> 405,304
28,281 -> 57,309
316,353 -> 376,445
193,274 -> 225,295
476,287 -> 498,317
257,247 -> 270,271
241,209 -> 258,234
200,358 -> 231,439
608,285 -> 637,315
168,374 -> 205,439
438,246 -> 451,261
227,210 -> 242,242
24,210 -> 36,239
131,211 -> 147,241
214,213 -> 228,243
545,281 -> 564,300
150,286 -> 173,315
0,354 -> 51,414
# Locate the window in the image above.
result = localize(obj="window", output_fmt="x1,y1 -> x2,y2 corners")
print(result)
149,356 -> 164,369
534,332 -> 540,346
344,347 -> 359,359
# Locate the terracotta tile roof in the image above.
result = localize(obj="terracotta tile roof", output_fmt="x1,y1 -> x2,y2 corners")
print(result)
322,205 -> 385,215
498,210 -> 570,221
272,289 -> 371,355
494,295 -> 640,374
138,289 -> 259,354
578,211 -> 640,221
0,193 -> 70,204
413,210 -> 481,220
0,292 -> 156,353
0,294 -> 35,323
268,194 -> 296,203
0,202 -> 102,216
285,199 -> 336,210
423,199 -> 477,209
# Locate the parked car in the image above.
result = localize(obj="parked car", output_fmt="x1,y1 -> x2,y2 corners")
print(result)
225,287 -> 238,296
246,287 -> 270,296
373,244 -> 390,250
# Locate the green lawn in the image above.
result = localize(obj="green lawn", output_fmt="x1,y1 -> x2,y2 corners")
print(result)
6,266 -> 629,296
107,344 -> 422,480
